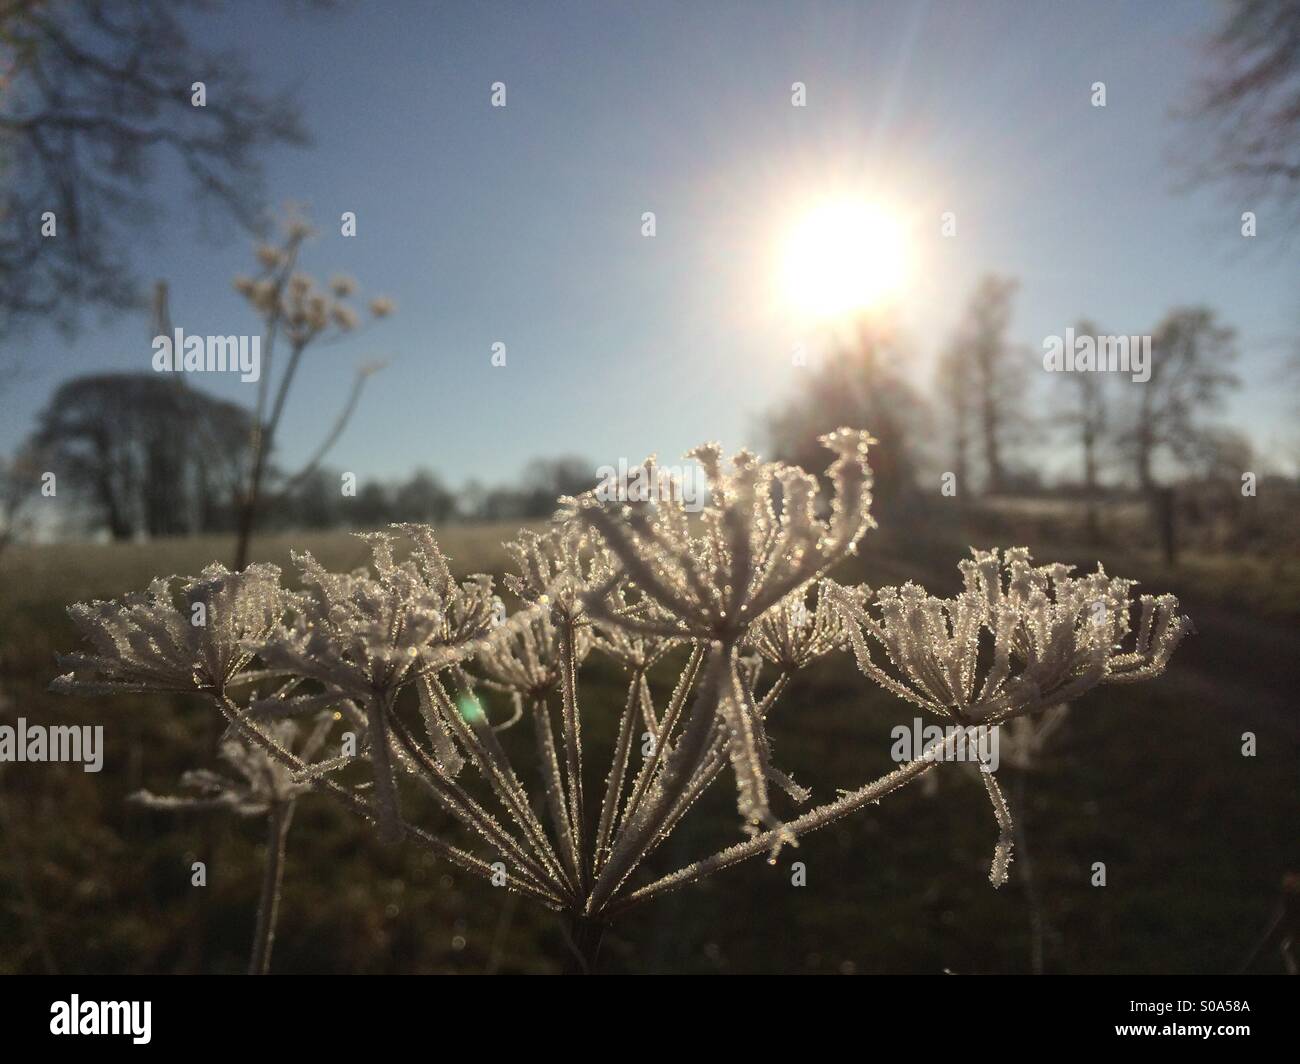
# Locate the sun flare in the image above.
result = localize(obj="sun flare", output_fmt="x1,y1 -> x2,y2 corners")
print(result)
780,200 -> 910,320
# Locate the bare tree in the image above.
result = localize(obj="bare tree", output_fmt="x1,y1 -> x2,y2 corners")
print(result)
1188,0 -> 1300,228
1057,319 -> 1110,541
1125,308 -> 1239,494
0,0 -> 308,336
1118,307 -> 1238,564
935,336 -> 974,498
952,275 -> 1021,494
768,315 -> 925,510
32,373 -> 253,539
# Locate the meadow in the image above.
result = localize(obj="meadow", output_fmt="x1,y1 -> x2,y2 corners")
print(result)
1,516 -> 1295,974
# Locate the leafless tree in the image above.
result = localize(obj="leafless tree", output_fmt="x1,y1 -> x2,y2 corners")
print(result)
0,0 -> 308,336
950,275 -> 1022,494
1123,308 -> 1239,494
935,336 -> 974,498
1188,0 -> 1300,230
768,315 -> 926,510
1116,307 -> 1238,564
1056,319 -> 1110,541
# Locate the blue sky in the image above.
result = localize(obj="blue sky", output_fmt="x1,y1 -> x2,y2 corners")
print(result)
3,0 -> 1295,486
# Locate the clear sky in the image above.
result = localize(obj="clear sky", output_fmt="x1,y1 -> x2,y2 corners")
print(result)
3,0 -> 1295,487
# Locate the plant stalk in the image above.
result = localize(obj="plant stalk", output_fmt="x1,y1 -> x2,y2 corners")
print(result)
561,912 -> 606,975
249,799 -> 295,975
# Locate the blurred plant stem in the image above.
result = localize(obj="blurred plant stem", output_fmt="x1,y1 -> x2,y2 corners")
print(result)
249,799 -> 295,975
562,912 -> 606,975
1013,768 -> 1046,974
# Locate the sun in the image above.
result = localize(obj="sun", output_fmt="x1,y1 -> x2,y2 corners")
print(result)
779,200 -> 910,320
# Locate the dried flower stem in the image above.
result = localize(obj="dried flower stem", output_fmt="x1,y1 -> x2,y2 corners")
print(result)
593,671 -> 645,874
420,676 -> 571,895
556,620 -> 588,891
384,713 -> 562,900
616,644 -> 704,837
249,799 -> 294,975
588,643 -> 732,913
529,695 -> 584,892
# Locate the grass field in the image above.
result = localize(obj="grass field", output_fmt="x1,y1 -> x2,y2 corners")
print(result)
1,521 -> 1296,973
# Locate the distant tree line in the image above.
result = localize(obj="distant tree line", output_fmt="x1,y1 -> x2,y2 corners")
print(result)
769,274 -> 1247,505
17,372 -> 596,540
260,456 -> 596,532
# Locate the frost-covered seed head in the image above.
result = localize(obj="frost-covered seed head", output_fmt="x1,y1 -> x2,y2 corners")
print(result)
54,563 -> 285,694
476,611 -> 592,698
571,428 -> 875,643
259,526 -> 498,701
827,547 -> 1191,723
131,718 -> 333,815
749,581 -> 857,670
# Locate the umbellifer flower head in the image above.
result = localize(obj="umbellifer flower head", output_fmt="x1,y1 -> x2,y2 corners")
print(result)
572,428 -> 875,643
748,580 -> 857,671
826,547 -> 1192,723
571,430 -> 874,845
259,526 -> 498,702
54,563 -> 285,695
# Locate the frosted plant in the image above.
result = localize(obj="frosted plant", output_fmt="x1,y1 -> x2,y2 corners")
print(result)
824,551 -> 1190,886
571,430 -> 875,910
825,548 -> 1189,725
749,581 -> 858,672
53,563 -> 285,694
131,719 -> 331,816
257,528 -> 502,841
230,211 -> 397,571
53,429 -> 1191,974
